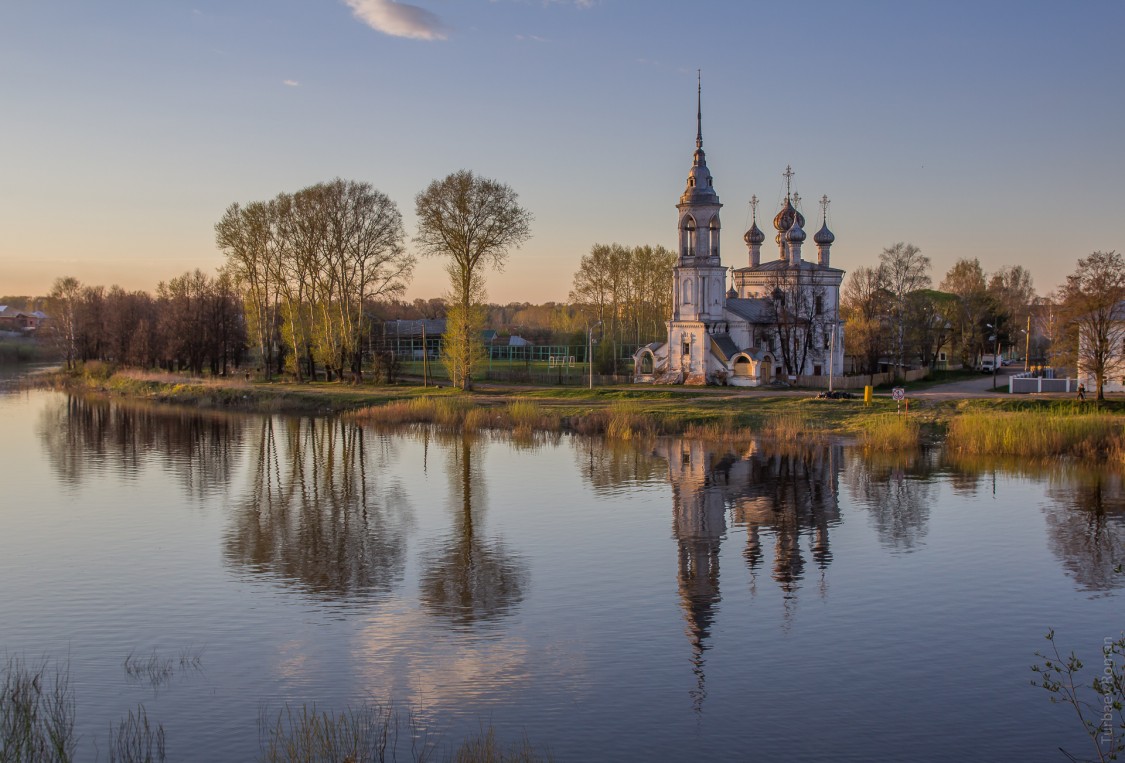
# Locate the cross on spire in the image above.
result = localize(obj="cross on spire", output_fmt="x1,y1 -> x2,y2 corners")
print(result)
793,191 -> 801,208
782,165 -> 794,197
749,195 -> 758,221
695,70 -> 702,149
820,194 -> 831,221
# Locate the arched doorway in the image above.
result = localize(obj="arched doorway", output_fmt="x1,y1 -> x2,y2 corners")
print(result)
638,350 -> 654,375
733,356 -> 751,379
759,356 -> 773,384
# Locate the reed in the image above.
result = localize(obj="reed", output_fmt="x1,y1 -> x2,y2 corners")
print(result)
0,656 -> 76,763
859,414 -> 921,451
605,401 -> 657,441
760,412 -> 810,441
946,412 -> 1125,458
259,703 -> 420,763
108,705 -> 165,763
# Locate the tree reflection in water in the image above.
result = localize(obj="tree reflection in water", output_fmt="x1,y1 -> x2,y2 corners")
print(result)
223,416 -> 411,601
38,394 -> 243,498
941,453 -> 1125,596
844,449 -> 936,552
419,433 -> 527,628
1043,470 -> 1125,595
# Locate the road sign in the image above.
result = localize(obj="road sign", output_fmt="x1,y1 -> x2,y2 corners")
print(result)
891,387 -> 906,401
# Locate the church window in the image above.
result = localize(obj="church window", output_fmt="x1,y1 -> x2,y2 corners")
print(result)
815,295 -> 824,315
683,216 -> 696,257
682,340 -> 691,357
683,278 -> 693,304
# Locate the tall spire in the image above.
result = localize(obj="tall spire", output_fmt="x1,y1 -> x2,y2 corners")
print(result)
696,69 -> 703,149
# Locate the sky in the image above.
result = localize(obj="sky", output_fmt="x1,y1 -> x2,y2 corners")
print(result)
1,0 -> 1123,304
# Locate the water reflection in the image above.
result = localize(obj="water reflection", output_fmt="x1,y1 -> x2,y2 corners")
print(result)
38,395 -> 243,497
1044,470 -> 1125,595
223,417 -> 411,601
419,433 -> 527,627
607,439 -> 847,710
845,450 -> 936,551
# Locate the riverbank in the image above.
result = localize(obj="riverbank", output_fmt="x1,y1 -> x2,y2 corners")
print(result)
35,367 -> 1125,458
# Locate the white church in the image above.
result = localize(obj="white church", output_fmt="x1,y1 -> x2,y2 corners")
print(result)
634,87 -> 846,386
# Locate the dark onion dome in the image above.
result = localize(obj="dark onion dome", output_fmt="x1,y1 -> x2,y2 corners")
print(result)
772,198 -> 805,232
785,210 -> 806,243
814,221 -> 835,245
743,221 -> 765,245
727,285 -> 737,299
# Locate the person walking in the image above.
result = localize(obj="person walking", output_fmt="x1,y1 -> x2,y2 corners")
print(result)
1077,383 -> 1086,401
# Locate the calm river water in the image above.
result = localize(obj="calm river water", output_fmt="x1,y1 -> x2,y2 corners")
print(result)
0,386 -> 1121,761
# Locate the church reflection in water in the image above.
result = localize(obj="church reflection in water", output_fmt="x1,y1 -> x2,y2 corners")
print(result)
653,438 -> 843,709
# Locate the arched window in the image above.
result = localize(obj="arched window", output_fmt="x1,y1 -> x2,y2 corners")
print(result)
639,351 -> 654,375
683,278 -> 694,304
682,216 -> 696,257
709,216 -> 720,257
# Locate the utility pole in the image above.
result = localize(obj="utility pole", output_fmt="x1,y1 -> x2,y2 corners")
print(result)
421,321 -> 429,388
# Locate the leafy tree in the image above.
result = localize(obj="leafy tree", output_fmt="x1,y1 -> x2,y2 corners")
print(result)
569,243 -> 676,371
414,171 -> 532,389
1057,250 -> 1125,401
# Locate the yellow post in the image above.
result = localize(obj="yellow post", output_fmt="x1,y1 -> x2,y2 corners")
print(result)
864,385 -> 872,403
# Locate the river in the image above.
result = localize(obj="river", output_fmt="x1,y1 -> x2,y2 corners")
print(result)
0,386 -> 1120,761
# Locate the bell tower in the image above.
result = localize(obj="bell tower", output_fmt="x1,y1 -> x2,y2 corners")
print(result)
670,75 -> 727,384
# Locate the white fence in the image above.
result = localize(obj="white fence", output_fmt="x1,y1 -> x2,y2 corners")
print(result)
1008,372 -> 1078,394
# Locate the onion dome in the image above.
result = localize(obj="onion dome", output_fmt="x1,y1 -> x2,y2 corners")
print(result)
743,221 -> 765,246
785,210 -> 806,243
772,198 -> 805,232
726,285 -> 737,299
814,221 -> 835,246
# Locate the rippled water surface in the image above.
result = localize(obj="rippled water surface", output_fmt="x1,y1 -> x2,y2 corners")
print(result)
0,388 -> 1121,761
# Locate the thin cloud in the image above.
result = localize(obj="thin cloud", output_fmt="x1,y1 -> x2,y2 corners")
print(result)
344,0 -> 449,41
283,79 -> 300,87
515,34 -> 549,42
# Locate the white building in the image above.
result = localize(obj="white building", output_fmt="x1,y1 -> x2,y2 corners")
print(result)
635,87 -> 845,386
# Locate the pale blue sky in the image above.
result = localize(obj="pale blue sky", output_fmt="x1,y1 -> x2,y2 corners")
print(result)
1,1 -> 1122,303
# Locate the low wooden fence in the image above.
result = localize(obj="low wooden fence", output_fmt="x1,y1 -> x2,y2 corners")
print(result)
794,368 -> 929,390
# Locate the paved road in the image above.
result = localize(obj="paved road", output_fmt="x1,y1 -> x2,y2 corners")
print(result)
911,368 -> 1016,399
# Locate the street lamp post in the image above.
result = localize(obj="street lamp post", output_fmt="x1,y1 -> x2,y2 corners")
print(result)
986,322 -> 1001,391
587,320 -> 601,390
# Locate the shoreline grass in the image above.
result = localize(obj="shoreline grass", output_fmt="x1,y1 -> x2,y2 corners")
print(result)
32,367 -> 1125,459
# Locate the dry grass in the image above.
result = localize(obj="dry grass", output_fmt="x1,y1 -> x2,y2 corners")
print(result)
760,412 -> 813,441
946,412 -> 1125,459
858,413 -> 922,451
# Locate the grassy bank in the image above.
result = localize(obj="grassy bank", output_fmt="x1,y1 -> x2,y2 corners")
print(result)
38,366 -> 1125,458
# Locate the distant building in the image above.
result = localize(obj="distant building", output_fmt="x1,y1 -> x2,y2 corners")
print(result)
0,306 -> 44,333
635,84 -> 845,386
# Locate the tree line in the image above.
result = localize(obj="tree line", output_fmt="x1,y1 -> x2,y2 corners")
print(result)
842,243 -> 1039,377
45,271 -> 246,374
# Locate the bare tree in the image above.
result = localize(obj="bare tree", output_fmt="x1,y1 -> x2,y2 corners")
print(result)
46,276 -> 81,369
841,265 -> 889,376
414,170 -> 532,389
1058,250 -> 1125,401
763,269 -> 828,378
880,243 -> 931,378
940,258 -> 992,366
